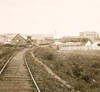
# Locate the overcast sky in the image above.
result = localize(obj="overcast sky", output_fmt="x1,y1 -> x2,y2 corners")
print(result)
0,0 -> 100,37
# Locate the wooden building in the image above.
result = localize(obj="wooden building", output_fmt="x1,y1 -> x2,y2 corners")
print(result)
11,34 -> 27,46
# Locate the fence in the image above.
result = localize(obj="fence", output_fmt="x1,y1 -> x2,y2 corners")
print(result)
60,46 -> 100,50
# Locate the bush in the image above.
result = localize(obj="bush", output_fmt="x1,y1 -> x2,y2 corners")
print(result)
64,53 -> 100,92
33,47 -> 58,61
3,44 -> 13,47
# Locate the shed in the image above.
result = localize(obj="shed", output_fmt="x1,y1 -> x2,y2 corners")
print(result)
11,34 -> 27,46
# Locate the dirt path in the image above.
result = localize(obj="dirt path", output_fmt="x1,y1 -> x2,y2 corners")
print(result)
31,52 -> 73,90
0,49 -> 37,92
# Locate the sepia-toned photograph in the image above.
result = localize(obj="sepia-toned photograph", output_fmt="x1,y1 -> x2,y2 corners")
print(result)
0,0 -> 100,92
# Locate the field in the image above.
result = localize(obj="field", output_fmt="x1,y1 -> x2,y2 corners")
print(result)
25,51 -> 72,92
25,46 -> 100,92
0,46 -> 22,70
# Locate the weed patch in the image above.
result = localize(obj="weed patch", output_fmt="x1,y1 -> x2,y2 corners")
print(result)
31,47 -> 100,92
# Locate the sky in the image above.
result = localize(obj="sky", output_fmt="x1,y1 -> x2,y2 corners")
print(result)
0,0 -> 100,37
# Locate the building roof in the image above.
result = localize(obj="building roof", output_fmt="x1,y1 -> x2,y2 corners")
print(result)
0,33 -> 53,42
2,33 -> 17,41
80,31 -> 97,34
31,34 -> 53,40
12,34 -> 26,40
2,33 -> 28,41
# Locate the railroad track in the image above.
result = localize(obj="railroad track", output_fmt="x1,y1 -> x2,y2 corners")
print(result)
0,49 -> 40,92
24,52 -> 41,92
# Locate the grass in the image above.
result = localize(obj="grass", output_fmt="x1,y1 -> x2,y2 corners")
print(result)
30,46 -> 100,92
0,46 -> 22,70
25,51 -> 71,92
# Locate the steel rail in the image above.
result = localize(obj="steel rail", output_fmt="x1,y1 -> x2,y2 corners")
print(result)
24,52 -> 41,92
0,53 -> 16,74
